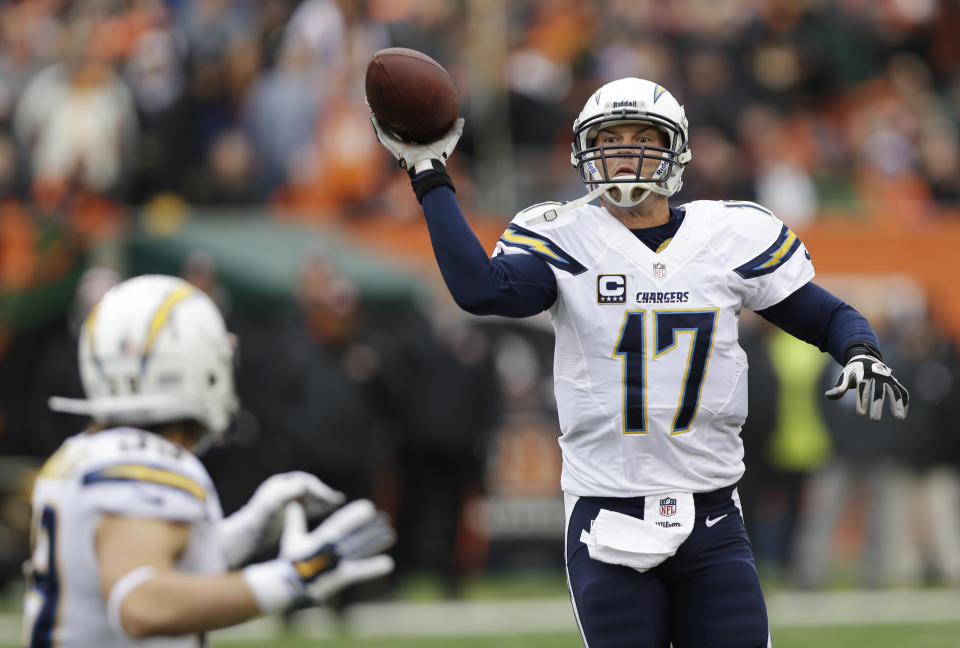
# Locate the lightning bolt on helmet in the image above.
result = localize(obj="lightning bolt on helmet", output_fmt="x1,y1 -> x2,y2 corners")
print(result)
49,275 -> 239,447
571,77 -> 692,208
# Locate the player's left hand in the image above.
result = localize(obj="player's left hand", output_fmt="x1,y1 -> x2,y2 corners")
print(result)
824,354 -> 909,421
242,500 -> 394,612
370,114 -> 464,175
279,499 -> 395,602
220,471 -> 345,568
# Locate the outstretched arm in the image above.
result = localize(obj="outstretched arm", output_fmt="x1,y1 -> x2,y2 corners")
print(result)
97,500 -> 394,638
757,281 -> 908,421
756,281 -> 879,365
371,115 -> 556,317
420,185 -> 557,316
97,515 -> 258,638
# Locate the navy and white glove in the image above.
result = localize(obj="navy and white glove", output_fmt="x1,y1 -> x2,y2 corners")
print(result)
370,114 -> 464,202
824,354 -> 909,421
220,471 -> 345,568
370,114 -> 464,173
242,499 -> 395,613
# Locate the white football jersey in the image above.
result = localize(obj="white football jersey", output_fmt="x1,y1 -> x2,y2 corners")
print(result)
494,199 -> 815,497
22,427 -> 225,648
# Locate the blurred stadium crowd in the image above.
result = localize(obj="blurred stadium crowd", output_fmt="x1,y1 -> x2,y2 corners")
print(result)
1,0 -> 960,605
1,0 -> 959,219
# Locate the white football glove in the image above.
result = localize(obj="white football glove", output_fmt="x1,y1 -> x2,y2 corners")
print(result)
824,354 -> 909,421
242,500 -> 395,613
370,114 -> 464,175
220,471 -> 345,568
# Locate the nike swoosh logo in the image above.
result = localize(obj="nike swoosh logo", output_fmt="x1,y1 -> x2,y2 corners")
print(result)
705,514 -> 728,528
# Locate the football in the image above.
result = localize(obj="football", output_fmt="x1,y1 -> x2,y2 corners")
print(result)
365,47 -> 459,144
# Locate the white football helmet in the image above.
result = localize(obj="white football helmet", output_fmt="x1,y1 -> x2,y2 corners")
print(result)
49,275 -> 238,445
571,77 -> 692,208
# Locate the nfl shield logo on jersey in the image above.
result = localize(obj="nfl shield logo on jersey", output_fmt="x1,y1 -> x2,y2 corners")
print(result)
659,497 -> 677,517
652,262 -> 666,278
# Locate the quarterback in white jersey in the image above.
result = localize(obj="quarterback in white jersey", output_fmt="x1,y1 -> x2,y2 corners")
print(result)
23,275 -> 394,647
495,198 -> 814,498
372,76 -> 908,647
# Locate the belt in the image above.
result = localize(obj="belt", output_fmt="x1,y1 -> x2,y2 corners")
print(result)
581,482 -> 739,519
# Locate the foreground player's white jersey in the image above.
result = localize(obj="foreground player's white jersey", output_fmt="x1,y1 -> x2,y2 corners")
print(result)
494,199 -> 814,497
22,427 -> 225,648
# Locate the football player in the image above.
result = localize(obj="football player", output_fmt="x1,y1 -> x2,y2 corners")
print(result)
23,275 -> 394,647
371,77 -> 909,647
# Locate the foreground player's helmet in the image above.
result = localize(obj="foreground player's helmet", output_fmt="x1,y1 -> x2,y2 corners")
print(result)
571,77 -> 692,207
50,274 -> 238,444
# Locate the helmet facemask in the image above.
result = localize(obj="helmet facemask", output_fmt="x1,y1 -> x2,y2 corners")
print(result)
570,78 -> 693,209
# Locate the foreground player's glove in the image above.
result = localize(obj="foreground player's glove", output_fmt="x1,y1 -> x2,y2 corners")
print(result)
220,471 -> 345,568
370,114 -> 464,202
242,499 -> 395,613
824,354 -> 909,421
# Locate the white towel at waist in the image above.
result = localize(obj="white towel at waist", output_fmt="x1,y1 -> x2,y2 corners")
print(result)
579,492 -> 694,572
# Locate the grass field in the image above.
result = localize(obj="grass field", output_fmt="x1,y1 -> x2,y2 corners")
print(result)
143,622 -> 960,647
5,618 -> 960,647
3,623 -> 960,647
5,573 -> 960,647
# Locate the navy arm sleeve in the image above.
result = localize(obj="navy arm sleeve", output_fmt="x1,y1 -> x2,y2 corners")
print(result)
420,185 -> 557,317
756,282 -> 881,365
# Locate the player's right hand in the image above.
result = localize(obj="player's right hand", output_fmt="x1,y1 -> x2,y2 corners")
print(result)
220,471 -> 345,568
241,500 -> 395,612
370,114 -> 464,175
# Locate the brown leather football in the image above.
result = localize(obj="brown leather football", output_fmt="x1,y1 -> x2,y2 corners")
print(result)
365,48 -> 459,144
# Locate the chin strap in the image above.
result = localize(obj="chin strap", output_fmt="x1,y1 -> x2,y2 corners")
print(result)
524,183 -> 613,226
607,185 -> 654,208
633,189 -> 653,206
47,396 -> 96,415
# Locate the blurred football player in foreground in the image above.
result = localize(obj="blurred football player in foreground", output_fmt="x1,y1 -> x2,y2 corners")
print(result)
371,77 -> 908,647
23,274 -> 394,647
